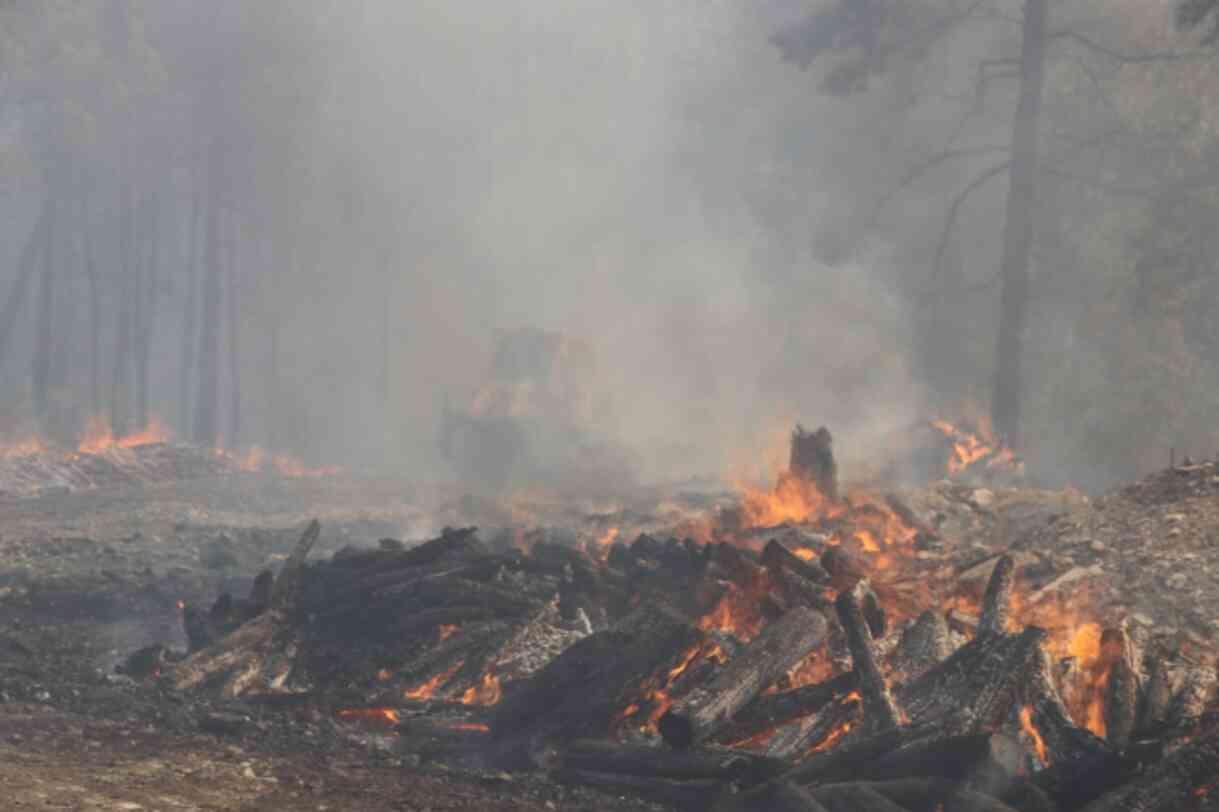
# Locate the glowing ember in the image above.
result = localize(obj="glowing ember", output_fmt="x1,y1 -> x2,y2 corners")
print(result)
404,661 -> 463,701
615,641 -> 722,734
442,722 -> 490,732
810,719 -> 854,754
793,547 -> 817,561
437,624 -> 461,642
77,416 -> 170,454
336,707 -> 400,725
1019,706 -> 1049,766
459,670 -> 503,706
376,668 -> 393,681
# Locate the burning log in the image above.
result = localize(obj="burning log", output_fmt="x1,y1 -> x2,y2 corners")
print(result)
659,606 -> 830,749
1103,634 -> 1138,749
490,604 -> 703,763
558,740 -> 786,787
789,425 -> 837,501
762,540 -> 830,585
395,719 -> 490,762
713,671 -> 860,746
835,581 -> 900,731
764,695 -> 862,760
977,555 -> 1015,637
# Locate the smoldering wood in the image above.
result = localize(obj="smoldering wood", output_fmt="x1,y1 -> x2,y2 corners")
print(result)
820,547 -> 868,592
764,696 -> 862,760
834,581 -> 900,731
658,606 -> 830,749
789,425 -> 838,501
1104,655 -> 1138,748
553,769 -> 722,811
856,778 -> 1027,812
762,540 -> 831,585
784,720 -> 953,786
558,740 -> 786,787
269,519 -> 320,609
712,670 -> 859,746
977,555 -> 1015,637
490,604 -> 703,762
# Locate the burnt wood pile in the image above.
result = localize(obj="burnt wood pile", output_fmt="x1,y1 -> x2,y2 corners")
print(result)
158,513 -> 1219,811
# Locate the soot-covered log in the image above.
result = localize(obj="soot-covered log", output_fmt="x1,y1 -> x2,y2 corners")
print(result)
555,769 -> 722,810
977,555 -> 1015,637
394,719 -> 490,761
785,720 -> 953,786
715,779 -> 832,812
1103,628 -> 1139,749
1079,725 -> 1219,812
835,580 -> 900,731
762,540 -> 831,585
857,778 -> 1030,812
558,740 -> 786,787
713,671 -> 860,746
861,731 -> 1024,785
764,696 -> 862,759
490,603 -> 703,764
659,606 -> 830,749
898,627 -> 1045,729
890,610 -> 953,681
790,425 -> 837,501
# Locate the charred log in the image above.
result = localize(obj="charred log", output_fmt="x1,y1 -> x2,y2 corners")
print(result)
715,779 -> 832,812
835,581 -> 900,731
713,671 -> 860,746
977,555 -> 1015,637
554,769 -> 722,810
659,606 -> 830,749
789,425 -> 837,501
808,783 -> 912,812
1079,725 -> 1219,812
558,740 -> 785,787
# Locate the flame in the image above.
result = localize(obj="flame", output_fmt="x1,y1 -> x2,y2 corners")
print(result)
614,640 -> 721,735
337,707 -> 400,725
929,416 -> 1023,477
376,668 -> 393,681
404,661 -> 464,701
809,719 -> 855,754
698,582 -> 767,641
1019,706 -> 1049,766
0,436 -> 47,457
441,722 -> 490,732
437,624 -> 461,642
459,670 -> 502,706
77,416 -> 170,454
739,469 -> 839,528
218,445 -> 341,478
793,547 -> 817,561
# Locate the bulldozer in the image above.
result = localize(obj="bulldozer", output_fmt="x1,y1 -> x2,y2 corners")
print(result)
438,328 -> 635,493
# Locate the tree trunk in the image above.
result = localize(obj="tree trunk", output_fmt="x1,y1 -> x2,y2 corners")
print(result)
990,0 -> 1047,449
226,211 -> 241,447
180,167 -> 201,436
0,203 -> 52,372
135,193 -> 159,430
193,138 -> 223,447
110,181 -> 134,437
82,196 -> 101,417
31,198 -> 56,426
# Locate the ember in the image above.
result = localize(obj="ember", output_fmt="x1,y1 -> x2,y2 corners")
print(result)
336,707 -> 401,726
459,670 -> 502,706
404,661 -> 464,701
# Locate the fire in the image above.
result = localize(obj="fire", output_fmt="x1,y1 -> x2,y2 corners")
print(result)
809,719 -> 855,754
441,722 -> 490,732
336,707 -> 400,725
1019,706 -> 1049,766
77,416 -> 170,454
404,661 -> 464,701
459,670 -> 502,706
615,641 -> 721,735
218,445 -> 341,478
0,436 -> 46,457
698,583 -> 767,641
437,624 -> 461,642
782,651 -> 836,691
793,547 -> 817,561
739,469 -> 840,529
929,416 -> 1023,477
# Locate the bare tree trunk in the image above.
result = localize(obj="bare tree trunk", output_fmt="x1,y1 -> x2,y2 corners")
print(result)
135,193 -> 160,430
31,199 -> 56,427
111,181 -> 134,437
81,194 -> 101,417
990,0 -> 1047,449
226,211 -> 241,447
193,138 -> 223,447
0,203 -> 52,371
180,166 -> 201,435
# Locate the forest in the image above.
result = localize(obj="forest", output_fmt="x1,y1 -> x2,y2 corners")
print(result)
3,0 -> 1219,491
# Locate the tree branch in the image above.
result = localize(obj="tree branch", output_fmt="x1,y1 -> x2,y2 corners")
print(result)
1049,30 -> 1205,64
868,145 -> 1010,228
930,161 -> 1012,288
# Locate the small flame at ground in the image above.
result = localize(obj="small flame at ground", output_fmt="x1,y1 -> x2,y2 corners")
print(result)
77,416 -> 170,454
1019,706 -> 1049,766
459,670 -> 502,706
337,708 -> 400,725
404,661 -> 464,701
437,624 -> 461,642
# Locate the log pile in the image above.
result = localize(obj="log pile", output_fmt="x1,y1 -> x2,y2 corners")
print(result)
157,427 -> 1219,812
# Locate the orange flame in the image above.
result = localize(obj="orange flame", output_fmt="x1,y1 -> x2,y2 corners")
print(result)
441,722 -> 490,732
404,661 -> 464,701
459,670 -> 502,706
218,445 -> 341,478
810,719 -> 855,754
77,416 -> 170,454
337,707 -> 400,725
437,624 -> 461,642
0,436 -> 47,457
1019,706 -> 1048,766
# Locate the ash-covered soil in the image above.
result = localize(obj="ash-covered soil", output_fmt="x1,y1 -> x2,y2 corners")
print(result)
0,462 -> 1215,810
